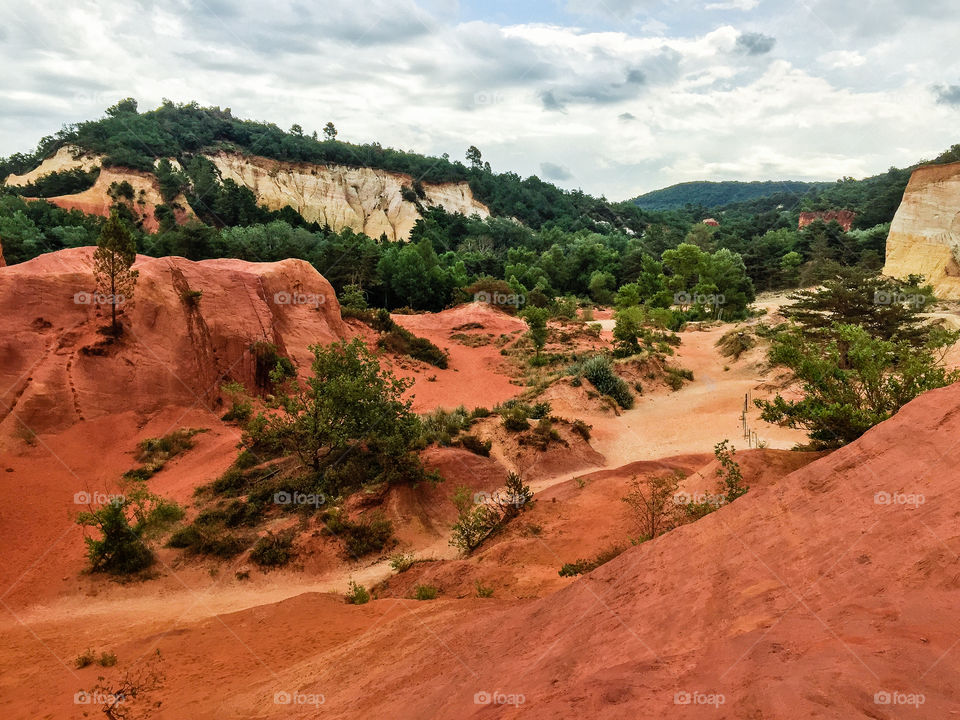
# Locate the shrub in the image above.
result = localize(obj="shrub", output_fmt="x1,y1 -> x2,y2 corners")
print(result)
326,512 -> 395,558
167,523 -> 249,558
414,584 -> 438,600
502,406 -> 530,432
581,356 -> 634,409
529,401 -> 551,419
716,328 -> 756,360
345,580 -> 370,605
75,649 -> 96,669
622,473 -> 682,541
715,440 -> 748,501
77,498 -> 154,574
558,545 -> 626,577
220,381 -> 253,423
571,419 -> 592,440
475,581 -> 495,598
250,530 -> 295,567
457,434 -> 492,456
98,652 -> 117,667
389,552 -> 416,573
420,406 -> 471,445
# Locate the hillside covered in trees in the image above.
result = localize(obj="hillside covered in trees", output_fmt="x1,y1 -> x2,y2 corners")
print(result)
1,100 -> 955,318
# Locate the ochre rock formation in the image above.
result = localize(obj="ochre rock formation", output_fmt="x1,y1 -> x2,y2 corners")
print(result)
3,147 -> 489,241
2,145 -> 100,186
208,151 -> 489,241
0,248 -> 346,434
798,209 -> 855,231
884,161 -> 960,298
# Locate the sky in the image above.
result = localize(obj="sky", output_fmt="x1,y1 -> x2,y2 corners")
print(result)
0,0 -> 958,200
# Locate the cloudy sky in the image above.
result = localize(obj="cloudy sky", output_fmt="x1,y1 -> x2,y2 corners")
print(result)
1,0 -> 958,199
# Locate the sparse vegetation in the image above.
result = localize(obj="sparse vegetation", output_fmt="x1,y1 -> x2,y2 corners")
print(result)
250,529 -> 295,567
325,511 -> 396,558
578,355 -> 634,409
414,584 -> 438,600
345,580 -> 371,605
558,545 -> 626,577
622,473 -> 683,542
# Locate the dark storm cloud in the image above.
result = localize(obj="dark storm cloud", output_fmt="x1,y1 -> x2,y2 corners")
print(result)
540,161 -> 573,180
735,32 -> 775,55
934,84 -> 960,106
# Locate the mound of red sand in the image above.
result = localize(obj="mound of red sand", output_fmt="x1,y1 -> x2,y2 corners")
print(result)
4,383 -> 957,718
391,303 -> 525,411
0,247 -> 346,436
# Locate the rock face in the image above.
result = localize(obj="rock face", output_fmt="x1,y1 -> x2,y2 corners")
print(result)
798,209 -> 855,231
0,248 -> 346,435
2,145 -> 100,186
884,161 -> 960,298
208,151 -> 489,241
3,147 -> 490,241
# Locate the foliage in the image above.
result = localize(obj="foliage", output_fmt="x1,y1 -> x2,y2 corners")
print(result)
93,210 -> 139,334
558,545 -> 627,577
246,339 -> 424,495
250,530 -> 295,567
414,584 -> 438,600
579,355 -> 634,409
14,167 -> 100,197
475,580 -> 495,598
714,440 -> 748,502
325,512 -> 395,558
77,480 -> 184,573
521,306 -> 550,358
783,267 -> 936,344
758,323 -> 959,449
631,180 -> 825,211
716,328 -> 756,360
345,580 -> 370,604
389,552 -> 417,573
622,473 -> 682,542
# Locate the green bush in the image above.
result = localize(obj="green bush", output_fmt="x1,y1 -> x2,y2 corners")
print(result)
250,530 -> 295,567
558,545 -> 625,577
571,419 -> 592,440
457,434 -> 492,456
502,406 -> 531,432
389,552 -> 416,573
76,498 -> 154,574
326,512 -> 395,557
414,584 -> 438,601
581,356 -> 634,409
345,580 -> 370,604
475,581 -> 494,598
167,522 -> 249,558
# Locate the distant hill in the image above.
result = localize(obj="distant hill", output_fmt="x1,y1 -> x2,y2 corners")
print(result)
631,180 -> 826,210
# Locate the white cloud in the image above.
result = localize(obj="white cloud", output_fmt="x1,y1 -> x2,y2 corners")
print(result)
705,0 -> 761,11
0,0 -> 957,202
818,50 -> 866,69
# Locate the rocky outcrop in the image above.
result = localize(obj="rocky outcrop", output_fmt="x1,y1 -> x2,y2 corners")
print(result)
3,145 -> 100,186
207,151 -> 489,240
0,248 -> 347,434
798,209 -> 855,231
4,148 -> 490,241
883,161 -> 960,298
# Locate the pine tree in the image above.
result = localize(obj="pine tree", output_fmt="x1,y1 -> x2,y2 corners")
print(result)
93,211 -> 138,335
